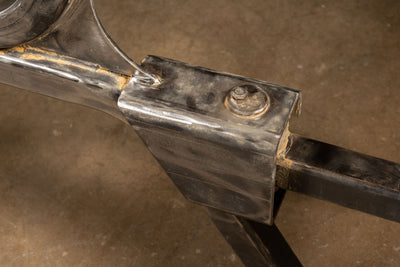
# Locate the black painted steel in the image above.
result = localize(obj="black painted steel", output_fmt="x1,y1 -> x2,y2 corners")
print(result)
277,134 -> 400,222
207,208 -> 302,267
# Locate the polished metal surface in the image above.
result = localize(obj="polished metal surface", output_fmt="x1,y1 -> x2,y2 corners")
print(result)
0,0 -> 158,120
0,0 -> 67,48
0,45 -> 130,120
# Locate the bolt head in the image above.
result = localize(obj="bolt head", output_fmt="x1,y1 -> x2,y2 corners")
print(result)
231,86 -> 248,100
225,84 -> 270,118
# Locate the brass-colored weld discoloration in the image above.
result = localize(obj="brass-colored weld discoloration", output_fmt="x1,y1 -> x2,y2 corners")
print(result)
0,45 -> 26,54
118,74 -> 131,90
0,45 -> 132,91
276,125 -> 294,168
275,125 -> 293,189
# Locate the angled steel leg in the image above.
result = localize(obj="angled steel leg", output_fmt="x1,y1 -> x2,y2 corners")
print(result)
207,208 -> 301,267
207,188 -> 301,267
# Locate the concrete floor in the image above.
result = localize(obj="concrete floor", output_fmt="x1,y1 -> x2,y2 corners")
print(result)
0,0 -> 399,266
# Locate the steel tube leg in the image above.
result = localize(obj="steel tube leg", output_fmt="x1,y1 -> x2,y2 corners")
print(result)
207,208 -> 301,267
277,134 -> 400,223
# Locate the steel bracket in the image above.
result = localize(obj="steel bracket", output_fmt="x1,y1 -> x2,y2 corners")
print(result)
119,55 -> 301,224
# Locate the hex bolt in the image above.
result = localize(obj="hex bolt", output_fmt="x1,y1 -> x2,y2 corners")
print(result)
225,84 -> 270,118
230,86 -> 248,100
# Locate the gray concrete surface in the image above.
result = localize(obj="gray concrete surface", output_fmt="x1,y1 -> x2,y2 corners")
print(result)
0,0 -> 399,266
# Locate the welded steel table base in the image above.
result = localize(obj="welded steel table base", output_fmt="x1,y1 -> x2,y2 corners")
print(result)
0,1 -> 399,266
